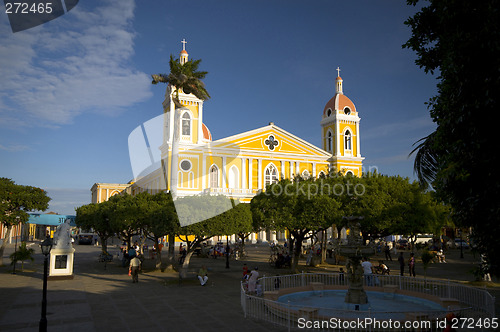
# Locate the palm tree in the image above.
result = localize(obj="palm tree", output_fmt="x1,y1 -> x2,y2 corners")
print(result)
152,54 -> 210,199
410,131 -> 440,188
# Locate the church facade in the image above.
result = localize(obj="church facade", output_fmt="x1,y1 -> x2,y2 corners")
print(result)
91,43 -> 363,240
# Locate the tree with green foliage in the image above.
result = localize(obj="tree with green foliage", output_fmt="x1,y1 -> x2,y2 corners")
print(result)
175,195 -> 252,269
252,178 -> 341,271
152,54 -> 210,199
10,242 -> 35,271
75,200 -> 115,254
420,249 -> 435,287
0,178 -> 50,266
385,180 -> 449,251
405,0 -> 500,274
142,192 -> 179,269
107,193 -> 144,251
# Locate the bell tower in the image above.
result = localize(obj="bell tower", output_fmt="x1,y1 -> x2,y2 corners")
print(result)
320,68 -> 364,176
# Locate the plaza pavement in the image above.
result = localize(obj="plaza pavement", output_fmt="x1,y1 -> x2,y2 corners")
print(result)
0,241 -> 498,331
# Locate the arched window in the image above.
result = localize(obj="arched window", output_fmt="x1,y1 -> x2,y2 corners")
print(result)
181,112 -> 191,136
209,165 -> 218,188
344,130 -> 352,151
228,165 -> 239,189
326,130 -> 333,152
264,164 -> 278,187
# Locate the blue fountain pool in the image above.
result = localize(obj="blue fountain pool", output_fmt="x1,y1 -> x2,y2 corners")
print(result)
277,290 -> 447,320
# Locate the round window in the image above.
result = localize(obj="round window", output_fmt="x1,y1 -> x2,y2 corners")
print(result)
327,108 -> 332,116
344,107 -> 351,115
180,160 -> 192,171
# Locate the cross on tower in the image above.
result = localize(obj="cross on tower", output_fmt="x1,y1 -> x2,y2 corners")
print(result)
336,66 -> 341,77
181,39 -> 187,50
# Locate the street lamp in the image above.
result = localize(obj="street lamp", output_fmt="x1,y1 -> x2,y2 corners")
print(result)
459,229 -> 464,259
39,238 -> 52,332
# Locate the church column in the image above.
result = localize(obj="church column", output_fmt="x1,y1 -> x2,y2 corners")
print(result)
336,121 -> 341,157
169,99 -> 175,143
270,230 -> 277,243
197,102 -> 203,144
356,121 -> 361,157
241,158 -> 246,190
248,158 -> 253,190
258,159 -> 262,189
259,230 -> 267,243
281,160 -> 285,179
201,155 -> 206,191
295,162 -> 300,176
312,162 -> 316,178
222,156 -> 227,189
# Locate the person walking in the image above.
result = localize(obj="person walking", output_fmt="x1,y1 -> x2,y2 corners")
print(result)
361,257 -> 374,286
129,255 -> 141,283
247,267 -> 259,293
398,252 -> 405,276
408,252 -> 416,277
384,244 -> 392,261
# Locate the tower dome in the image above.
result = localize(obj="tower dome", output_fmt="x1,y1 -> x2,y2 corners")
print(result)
323,68 -> 357,118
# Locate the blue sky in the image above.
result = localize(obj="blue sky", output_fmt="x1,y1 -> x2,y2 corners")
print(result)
0,0 -> 437,215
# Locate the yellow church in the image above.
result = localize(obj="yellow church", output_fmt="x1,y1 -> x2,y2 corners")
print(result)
91,42 -> 363,239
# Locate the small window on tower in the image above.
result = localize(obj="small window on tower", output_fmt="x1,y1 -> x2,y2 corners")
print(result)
344,107 -> 351,115
327,108 -> 332,117
182,112 -> 191,136
327,131 -> 333,152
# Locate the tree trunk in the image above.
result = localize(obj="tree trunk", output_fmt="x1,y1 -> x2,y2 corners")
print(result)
291,234 -> 304,272
0,225 -> 12,266
154,236 -> 163,269
321,229 -> 327,264
181,250 -> 195,269
168,233 -> 175,261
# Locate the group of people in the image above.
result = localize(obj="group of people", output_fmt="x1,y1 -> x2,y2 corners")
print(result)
360,252 -> 417,286
398,252 -> 416,277
243,264 -> 262,295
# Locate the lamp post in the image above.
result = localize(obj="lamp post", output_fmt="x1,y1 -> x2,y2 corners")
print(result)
12,216 -> 20,274
459,229 -> 464,259
39,238 -> 52,332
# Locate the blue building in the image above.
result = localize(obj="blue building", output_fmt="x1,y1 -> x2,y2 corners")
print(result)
27,213 -> 76,241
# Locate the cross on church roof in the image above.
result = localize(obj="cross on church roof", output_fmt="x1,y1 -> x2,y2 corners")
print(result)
181,39 -> 187,51
336,66 -> 341,77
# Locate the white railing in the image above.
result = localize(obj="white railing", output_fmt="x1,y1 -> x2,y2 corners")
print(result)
202,187 -> 260,195
241,272 -> 496,331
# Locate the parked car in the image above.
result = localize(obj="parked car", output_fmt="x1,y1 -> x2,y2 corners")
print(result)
396,239 -> 409,250
454,239 -> 470,249
77,233 -> 94,245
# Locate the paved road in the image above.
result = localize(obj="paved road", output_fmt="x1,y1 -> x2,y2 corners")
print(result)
0,242 -> 288,332
0,242 -> 497,331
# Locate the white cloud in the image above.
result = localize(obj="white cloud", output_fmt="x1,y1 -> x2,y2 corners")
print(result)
363,116 -> 435,140
0,143 -> 30,151
0,0 -> 152,128
44,188 -> 90,215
